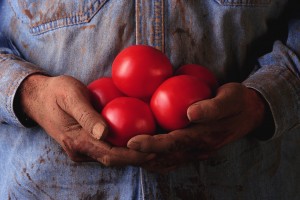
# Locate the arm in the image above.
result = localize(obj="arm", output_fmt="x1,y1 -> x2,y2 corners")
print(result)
127,2 -> 300,172
0,33 -> 154,166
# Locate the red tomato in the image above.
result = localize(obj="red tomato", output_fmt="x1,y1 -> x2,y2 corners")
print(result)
112,45 -> 173,100
102,97 -> 156,147
175,64 -> 218,90
87,77 -> 124,111
150,75 -> 211,131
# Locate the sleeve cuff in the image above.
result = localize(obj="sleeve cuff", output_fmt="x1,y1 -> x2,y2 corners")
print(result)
243,64 -> 300,140
0,54 -> 45,127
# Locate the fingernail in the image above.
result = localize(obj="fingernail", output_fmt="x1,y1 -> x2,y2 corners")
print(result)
92,123 -> 107,140
187,106 -> 196,122
127,141 -> 141,150
187,105 -> 204,123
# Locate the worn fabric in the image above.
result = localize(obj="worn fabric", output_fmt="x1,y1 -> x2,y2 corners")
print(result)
0,0 -> 300,199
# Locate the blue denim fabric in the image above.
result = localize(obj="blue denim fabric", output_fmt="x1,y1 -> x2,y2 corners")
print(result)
1,0 -> 300,199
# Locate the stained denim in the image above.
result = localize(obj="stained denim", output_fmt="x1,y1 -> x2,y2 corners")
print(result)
1,0 -> 300,199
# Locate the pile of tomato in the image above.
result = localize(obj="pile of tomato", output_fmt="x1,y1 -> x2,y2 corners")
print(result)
88,45 -> 218,147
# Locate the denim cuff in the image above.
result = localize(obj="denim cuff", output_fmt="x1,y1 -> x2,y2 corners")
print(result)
243,65 -> 300,140
0,54 -> 44,127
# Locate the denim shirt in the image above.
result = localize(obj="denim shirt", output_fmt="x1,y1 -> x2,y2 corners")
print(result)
1,0 -> 300,199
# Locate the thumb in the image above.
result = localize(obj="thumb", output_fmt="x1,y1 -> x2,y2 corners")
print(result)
187,98 -> 221,122
187,83 -> 242,122
57,91 -> 108,140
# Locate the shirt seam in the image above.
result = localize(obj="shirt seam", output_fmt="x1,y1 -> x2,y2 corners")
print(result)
8,0 -> 109,35
217,0 -> 271,6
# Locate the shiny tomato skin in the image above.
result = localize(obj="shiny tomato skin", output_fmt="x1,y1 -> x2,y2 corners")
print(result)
102,97 -> 156,147
87,77 -> 124,112
150,75 -> 211,131
175,64 -> 218,90
112,45 -> 173,100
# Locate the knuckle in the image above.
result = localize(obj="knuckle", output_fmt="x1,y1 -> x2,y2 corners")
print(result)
163,132 -> 182,151
56,91 -> 76,111
54,77 -> 87,109
62,136 -> 80,156
78,111 -> 91,125
78,112 -> 96,133
209,99 -> 222,117
62,123 -> 82,133
99,155 -> 113,167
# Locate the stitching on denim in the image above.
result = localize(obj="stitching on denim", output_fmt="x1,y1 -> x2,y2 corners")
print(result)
153,0 -> 164,52
135,0 -> 142,45
30,0 -> 108,35
217,0 -> 271,6
135,0 -> 165,51
135,0 -> 149,46
9,0 -> 108,35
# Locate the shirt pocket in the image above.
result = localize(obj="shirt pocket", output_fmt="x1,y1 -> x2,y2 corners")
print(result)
9,0 -> 109,35
214,0 -> 271,6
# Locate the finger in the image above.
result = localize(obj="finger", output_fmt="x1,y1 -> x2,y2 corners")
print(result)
77,137 -> 156,166
100,148 -> 156,167
96,146 -> 156,167
187,83 -> 243,122
127,130 -> 200,153
57,91 -> 108,140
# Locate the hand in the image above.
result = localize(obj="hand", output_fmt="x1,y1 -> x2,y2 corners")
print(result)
18,74 -> 154,166
127,83 -> 266,173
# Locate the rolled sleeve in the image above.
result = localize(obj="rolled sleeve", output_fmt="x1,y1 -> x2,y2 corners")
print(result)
244,40 -> 300,139
0,37 -> 44,127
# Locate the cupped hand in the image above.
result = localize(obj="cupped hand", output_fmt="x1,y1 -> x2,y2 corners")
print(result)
127,83 -> 266,173
18,74 -> 154,166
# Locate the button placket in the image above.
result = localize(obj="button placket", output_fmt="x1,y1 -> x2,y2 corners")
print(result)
135,0 -> 165,52
135,1 -> 165,199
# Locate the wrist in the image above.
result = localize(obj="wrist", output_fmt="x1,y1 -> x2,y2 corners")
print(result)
14,73 -> 49,126
247,88 -> 275,140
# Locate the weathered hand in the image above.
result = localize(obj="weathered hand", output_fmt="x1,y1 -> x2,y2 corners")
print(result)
18,74 -> 154,166
127,83 -> 266,173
